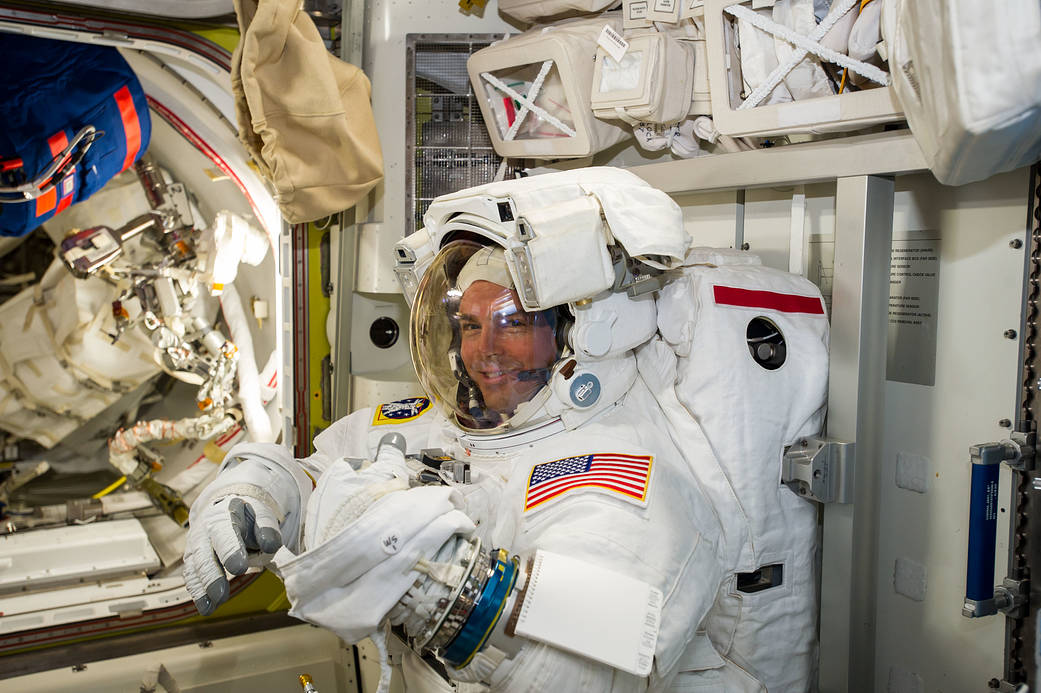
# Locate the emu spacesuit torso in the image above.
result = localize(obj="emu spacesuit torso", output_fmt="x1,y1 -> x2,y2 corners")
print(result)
280,371 -> 734,692
182,167 -> 827,693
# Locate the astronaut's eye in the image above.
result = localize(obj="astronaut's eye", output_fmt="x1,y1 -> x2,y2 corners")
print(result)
746,317 -> 786,370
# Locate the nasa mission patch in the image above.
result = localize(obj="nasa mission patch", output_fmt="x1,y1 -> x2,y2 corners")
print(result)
372,396 -> 432,425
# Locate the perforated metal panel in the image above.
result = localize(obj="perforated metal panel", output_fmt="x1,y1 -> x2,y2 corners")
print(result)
406,34 -> 519,235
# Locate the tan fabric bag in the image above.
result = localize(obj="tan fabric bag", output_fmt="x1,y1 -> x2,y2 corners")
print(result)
232,0 -> 383,223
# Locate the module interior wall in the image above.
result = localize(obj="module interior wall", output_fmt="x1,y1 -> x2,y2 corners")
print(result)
874,169 -> 1028,692
673,170 -> 1027,690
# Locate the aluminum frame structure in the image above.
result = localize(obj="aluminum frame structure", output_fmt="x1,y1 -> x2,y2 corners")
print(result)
819,175 -> 895,691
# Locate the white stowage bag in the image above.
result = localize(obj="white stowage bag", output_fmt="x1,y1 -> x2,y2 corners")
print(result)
498,0 -> 619,23
883,0 -> 1041,185
590,30 -> 696,125
846,0 -> 882,63
467,16 -> 631,159
771,0 -> 832,101
654,249 -> 829,691
737,6 -> 794,106
0,260 -> 158,448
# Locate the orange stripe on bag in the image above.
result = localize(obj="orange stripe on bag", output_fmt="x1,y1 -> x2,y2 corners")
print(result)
114,85 -> 142,171
35,131 -> 68,216
48,132 -> 77,214
35,187 -> 57,217
47,131 -> 68,156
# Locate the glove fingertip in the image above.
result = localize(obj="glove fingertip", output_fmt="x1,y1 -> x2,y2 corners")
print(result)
194,595 -> 214,616
224,549 -> 249,576
206,578 -> 229,605
257,526 -> 283,553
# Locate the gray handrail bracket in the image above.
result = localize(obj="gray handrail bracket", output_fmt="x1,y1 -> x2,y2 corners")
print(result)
782,436 -> 855,504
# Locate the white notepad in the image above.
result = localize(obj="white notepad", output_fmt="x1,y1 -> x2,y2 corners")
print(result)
513,549 -> 662,677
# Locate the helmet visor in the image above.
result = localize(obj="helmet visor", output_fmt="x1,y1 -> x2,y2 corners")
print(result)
410,240 -> 560,432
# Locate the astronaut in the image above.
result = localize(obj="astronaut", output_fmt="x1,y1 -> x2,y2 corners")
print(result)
182,167 -> 816,691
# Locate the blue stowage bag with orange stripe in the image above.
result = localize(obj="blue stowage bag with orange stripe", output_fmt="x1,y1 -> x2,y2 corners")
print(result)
0,34 -> 150,237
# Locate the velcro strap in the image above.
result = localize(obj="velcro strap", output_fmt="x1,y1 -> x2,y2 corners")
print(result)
211,483 -> 286,524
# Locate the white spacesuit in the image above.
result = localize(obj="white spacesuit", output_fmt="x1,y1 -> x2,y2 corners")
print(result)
183,167 -> 827,692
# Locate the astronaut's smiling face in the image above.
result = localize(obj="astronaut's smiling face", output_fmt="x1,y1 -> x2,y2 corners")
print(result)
458,280 -> 557,417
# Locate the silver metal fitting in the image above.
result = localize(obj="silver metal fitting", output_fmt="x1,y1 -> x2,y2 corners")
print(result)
962,579 -> 1028,619
781,436 -> 854,504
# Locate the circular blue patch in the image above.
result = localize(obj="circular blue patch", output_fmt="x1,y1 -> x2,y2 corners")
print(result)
569,373 -> 601,408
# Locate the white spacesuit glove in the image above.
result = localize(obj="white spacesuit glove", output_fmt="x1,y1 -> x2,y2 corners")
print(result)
272,434 -> 476,645
183,450 -> 304,615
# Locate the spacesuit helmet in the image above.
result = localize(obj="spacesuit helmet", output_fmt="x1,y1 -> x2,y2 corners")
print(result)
410,239 -> 565,433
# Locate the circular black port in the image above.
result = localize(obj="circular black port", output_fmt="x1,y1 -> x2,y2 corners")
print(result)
746,317 -> 786,370
370,316 -> 399,349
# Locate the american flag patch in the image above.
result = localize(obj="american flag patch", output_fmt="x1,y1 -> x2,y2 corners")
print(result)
524,453 -> 653,511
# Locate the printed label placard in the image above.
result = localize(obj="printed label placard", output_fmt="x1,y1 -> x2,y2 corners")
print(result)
887,232 -> 941,386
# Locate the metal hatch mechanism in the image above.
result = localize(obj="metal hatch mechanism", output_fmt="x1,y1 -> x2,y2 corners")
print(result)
0,1 -> 294,673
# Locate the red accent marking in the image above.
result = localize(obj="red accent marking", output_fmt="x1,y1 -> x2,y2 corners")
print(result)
531,480 -> 646,506
34,187 -> 56,217
0,9 -> 231,72
147,97 -> 264,227
503,97 -> 516,127
114,85 -> 142,172
217,426 -> 243,446
1,157 -> 23,172
713,285 -> 825,315
47,131 -> 69,156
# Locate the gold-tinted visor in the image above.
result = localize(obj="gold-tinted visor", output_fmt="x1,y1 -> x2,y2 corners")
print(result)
410,240 -> 560,432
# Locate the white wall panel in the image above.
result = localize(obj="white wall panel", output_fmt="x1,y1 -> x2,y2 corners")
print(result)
874,170 -> 1028,692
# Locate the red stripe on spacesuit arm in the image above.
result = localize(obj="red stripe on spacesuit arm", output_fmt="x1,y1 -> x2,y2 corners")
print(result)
713,285 -> 825,315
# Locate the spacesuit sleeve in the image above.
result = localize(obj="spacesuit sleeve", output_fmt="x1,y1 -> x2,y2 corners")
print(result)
217,401 -> 444,555
210,407 -> 377,552
221,401 -> 435,505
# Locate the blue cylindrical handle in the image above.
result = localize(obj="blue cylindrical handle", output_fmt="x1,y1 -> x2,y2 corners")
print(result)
966,461 -> 1000,602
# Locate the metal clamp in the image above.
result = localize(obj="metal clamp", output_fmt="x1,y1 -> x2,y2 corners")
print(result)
963,578 -> 1029,619
781,436 -> 854,504
970,438 -> 1030,471
407,449 -> 471,487
1002,430 -> 1035,472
